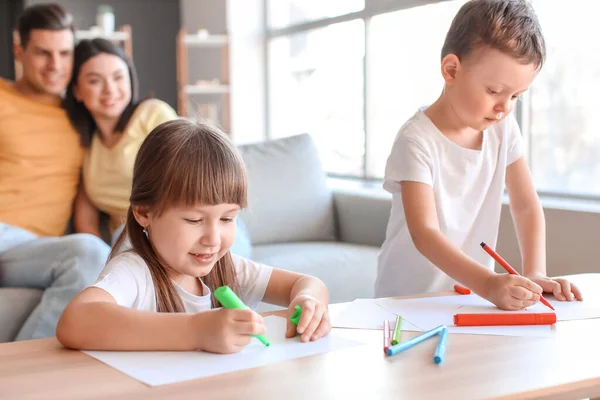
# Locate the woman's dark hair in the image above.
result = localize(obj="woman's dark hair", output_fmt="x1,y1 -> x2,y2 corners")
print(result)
63,38 -> 139,147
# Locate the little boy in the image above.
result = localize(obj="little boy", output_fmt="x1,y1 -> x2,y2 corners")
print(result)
375,0 -> 582,309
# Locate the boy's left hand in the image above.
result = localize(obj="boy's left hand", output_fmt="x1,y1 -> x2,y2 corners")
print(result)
526,273 -> 583,301
285,294 -> 331,342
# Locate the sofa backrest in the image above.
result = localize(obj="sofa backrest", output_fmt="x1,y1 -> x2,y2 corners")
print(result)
238,134 -> 336,245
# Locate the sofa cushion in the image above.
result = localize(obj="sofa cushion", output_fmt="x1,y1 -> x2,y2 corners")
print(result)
0,288 -> 42,342
252,242 -> 378,306
238,134 -> 336,245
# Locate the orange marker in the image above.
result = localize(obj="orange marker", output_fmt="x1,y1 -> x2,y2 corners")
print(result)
480,242 -> 555,311
454,312 -> 556,326
454,284 -> 471,295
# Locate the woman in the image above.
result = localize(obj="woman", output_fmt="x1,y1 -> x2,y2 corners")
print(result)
64,38 -> 178,241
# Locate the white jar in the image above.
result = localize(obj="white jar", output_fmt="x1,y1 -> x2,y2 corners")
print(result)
96,5 -> 115,35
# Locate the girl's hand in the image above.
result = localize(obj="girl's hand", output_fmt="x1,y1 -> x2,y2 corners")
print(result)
526,273 -> 583,301
285,294 -> 331,342
481,273 -> 543,310
192,308 -> 265,354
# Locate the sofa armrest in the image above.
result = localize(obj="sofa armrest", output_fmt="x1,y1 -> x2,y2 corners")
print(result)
333,187 -> 391,247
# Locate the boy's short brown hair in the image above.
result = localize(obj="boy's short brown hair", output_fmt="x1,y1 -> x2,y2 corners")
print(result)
441,0 -> 545,69
18,3 -> 74,48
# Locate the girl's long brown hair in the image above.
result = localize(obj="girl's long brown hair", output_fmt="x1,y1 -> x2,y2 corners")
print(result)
110,119 -> 247,312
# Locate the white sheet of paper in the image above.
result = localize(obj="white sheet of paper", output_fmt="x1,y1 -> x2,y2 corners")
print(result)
376,295 -> 556,338
331,299 -> 423,331
527,295 -> 600,321
83,316 -> 363,387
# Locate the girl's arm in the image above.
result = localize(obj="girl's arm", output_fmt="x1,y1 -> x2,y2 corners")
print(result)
505,157 -> 582,300
73,184 -> 102,238
262,269 -> 330,341
56,287 -> 265,352
262,269 -> 329,307
401,180 -> 542,309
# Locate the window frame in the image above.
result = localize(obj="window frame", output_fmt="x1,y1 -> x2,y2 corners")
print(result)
263,0 -> 598,201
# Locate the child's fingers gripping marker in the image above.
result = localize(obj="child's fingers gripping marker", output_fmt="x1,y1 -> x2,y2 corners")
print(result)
214,285 -> 270,347
290,305 -> 302,326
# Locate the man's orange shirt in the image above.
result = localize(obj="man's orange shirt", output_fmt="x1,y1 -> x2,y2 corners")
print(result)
0,79 -> 83,236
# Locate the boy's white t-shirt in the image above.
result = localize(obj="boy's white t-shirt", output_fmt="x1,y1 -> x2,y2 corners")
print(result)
375,108 -> 524,298
91,252 -> 273,312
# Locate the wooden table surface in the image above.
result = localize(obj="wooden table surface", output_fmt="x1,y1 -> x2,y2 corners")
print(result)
2,273 -> 599,400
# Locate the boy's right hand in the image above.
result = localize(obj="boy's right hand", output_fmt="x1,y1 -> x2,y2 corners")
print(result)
482,274 -> 543,310
191,308 -> 266,354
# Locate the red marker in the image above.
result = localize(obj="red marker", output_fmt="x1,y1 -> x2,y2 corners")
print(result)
454,312 -> 556,326
480,242 -> 555,311
454,284 -> 471,295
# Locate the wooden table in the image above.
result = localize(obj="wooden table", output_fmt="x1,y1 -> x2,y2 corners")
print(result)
2,273 -> 600,400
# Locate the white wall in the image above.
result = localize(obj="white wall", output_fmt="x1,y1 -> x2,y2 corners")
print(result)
498,203 -> 600,277
180,0 -> 266,144
226,0 -> 266,144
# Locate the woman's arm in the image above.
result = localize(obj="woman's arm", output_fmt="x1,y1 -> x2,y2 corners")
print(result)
73,184 -> 102,238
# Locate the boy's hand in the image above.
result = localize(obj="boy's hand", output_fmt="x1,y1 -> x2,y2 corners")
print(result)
525,273 -> 583,301
482,274 -> 543,310
285,294 -> 330,342
192,308 -> 266,354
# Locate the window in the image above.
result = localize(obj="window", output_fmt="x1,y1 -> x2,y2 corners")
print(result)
367,1 -> 468,177
268,20 -> 365,176
266,0 -> 598,198
527,0 -> 600,197
268,0 -> 364,29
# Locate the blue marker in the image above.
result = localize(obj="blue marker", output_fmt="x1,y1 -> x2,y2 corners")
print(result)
386,325 -> 446,357
433,326 -> 448,364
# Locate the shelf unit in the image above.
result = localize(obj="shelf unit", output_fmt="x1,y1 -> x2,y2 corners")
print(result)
75,25 -> 133,58
12,25 -> 133,80
176,29 -> 230,133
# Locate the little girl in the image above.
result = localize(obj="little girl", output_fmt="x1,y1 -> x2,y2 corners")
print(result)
56,119 -> 331,353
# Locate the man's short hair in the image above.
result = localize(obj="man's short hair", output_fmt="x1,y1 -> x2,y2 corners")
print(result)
18,3 -> 75,48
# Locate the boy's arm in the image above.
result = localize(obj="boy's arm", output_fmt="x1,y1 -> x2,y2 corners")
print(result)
401,181 -> 495,293
402,180 -> 542,309
505,157 -> 582,300
505,157 -> 546,276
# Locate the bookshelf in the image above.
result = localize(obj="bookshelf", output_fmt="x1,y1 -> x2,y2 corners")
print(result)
176,29 -> 230,133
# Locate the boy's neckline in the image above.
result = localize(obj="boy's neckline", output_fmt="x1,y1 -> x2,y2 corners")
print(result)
420,106 -> 485,152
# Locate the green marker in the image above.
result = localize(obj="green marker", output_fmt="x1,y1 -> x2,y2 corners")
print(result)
214,286 -> 270,347
290,305 -> 302,326
391,315 -> 403,346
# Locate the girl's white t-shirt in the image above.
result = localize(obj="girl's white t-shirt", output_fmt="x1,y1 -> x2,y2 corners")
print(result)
91,252 -> 273,312
375,108 -> 524,298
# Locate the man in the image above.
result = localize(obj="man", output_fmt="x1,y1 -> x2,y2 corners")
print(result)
0,3 -> 110,341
